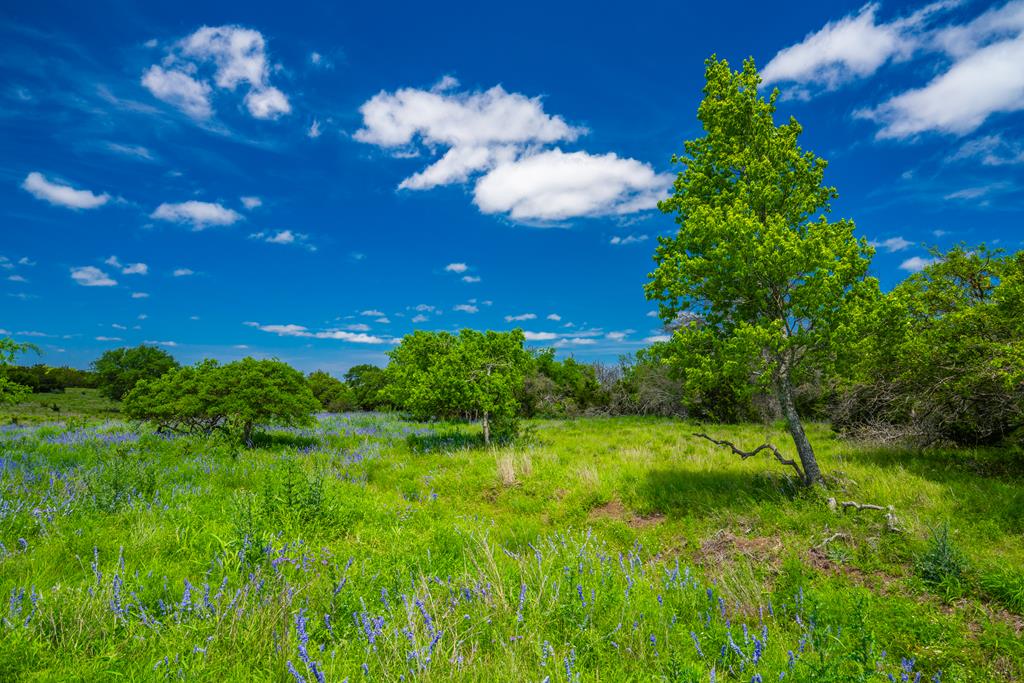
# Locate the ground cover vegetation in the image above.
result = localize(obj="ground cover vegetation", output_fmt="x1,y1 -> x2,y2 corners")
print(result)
1,56 -> 1022,680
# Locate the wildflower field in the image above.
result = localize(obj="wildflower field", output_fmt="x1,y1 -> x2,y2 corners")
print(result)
1,410 -> 1022,681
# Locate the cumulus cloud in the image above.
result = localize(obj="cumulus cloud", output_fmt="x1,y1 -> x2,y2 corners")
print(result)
643,334 -> 672,343
555,337 -> 597,347
173,268 -> 194,277
474,149 -> 671,222
151,201 -> 242,229
859,35 -> 1024,138
445,262 -> 468,273
105,256 -> 148,275
142,25 -> 290,120
523,331 -> 558,341
249,229 -> 316,251
22,172 -> 109,209
411,314 -> 428,323
356,78 -> 583,189
900,255 -> 940,272
453,304 -> 478,313
869,236 -> 913,252
71,266 -> 117,287
141,66 -> 213,119
547,314 -> 561,321
760,3 -> 949,91
245,321 -> 391,344
505,313 -> 536,322
610,234 -> 648,245
240,196 -> 262,209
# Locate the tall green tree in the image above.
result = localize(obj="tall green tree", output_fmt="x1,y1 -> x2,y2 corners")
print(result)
646,56 -> 874,485
344,364 -> 389,411
92,345 -> 179,400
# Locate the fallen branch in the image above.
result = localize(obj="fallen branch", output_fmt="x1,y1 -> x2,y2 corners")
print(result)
693,432 -> 805,482
828,497 -> 901,532
815,531 -> 852,549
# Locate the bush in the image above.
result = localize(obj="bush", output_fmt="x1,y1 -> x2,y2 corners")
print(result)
124,357 -> 319,447
307,370 -> 355,412
916,522 -> 970,597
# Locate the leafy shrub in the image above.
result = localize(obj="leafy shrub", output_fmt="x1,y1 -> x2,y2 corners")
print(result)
86,448 -> 159,512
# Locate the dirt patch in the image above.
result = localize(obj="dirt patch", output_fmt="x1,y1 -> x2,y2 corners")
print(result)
696,529 -> 783,566
588,498 -> 665,528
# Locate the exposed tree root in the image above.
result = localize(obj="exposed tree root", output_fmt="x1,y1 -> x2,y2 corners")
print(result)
828,497 -> 901,532
693,432 -> 805,482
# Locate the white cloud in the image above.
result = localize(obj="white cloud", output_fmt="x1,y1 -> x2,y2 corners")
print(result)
131,292 -> 150,299
71,266 -> 117,287
555,337 -> 597,347
646,311 -> 659,318
249,229 -> 316,251
22,172 -> 109,209
246,321 -> 391,344
950,134 -> 1024,165
474,149 -> 671,221
244,87 -> 291,119
308,119 -> 322,139
361,310 -> 385,317
355,79 -> 584,190
240,196 -> 262,209
18,257 -> 35,266
105,256 -> 148,275
143,340 -> 178,347
605,331 -> 630,341
143,25 -> 290,120
523,331 -> 559,341
138,314 -> 148,320
900,255 -> 940,272
546,313 -> 561,321
445,262 -> 469,273
411,314 -> 428,323
375,317 -> 391,324
462,275 -> 481,283
944,183 -> 1005,200
760,3 -> 947,91
173,268 -> 194,277
643,334 -> 672,343
869,236 -> 913,252
112,323 -> 127,330
610,234 -> 648,245
931,0 -> 1024,58
152,201 -> 242,229
8,275 -> 27,283
413,304 -> 436,312
860,34 -> 1024,138
105,143 -> 155,160
346,323 -> 371,332
95,336 -> 123,342
141,66 -> 213,119
453,304 -> 478,313
505,313 -> 536,322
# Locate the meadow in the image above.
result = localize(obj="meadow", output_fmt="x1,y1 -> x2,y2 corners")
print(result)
1,401 -> 1022,681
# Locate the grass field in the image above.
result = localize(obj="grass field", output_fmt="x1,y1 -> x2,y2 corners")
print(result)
1,408 -> 1022,681
0,387 -> 120,423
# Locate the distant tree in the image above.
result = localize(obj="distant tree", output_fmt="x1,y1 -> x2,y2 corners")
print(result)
92,345 -> 179,400
385,329 -> 530,444
835,245 -> 1024,446
0,338 -> 35,405
344,364 -> 389,411
521,350 -> 608,417
646,56 -> 874,486
307,370 -> 355,412
124,358 -> 318,447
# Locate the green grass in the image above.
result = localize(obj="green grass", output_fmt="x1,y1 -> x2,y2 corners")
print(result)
1,414 -> 1022,681
0,388 -> 120,423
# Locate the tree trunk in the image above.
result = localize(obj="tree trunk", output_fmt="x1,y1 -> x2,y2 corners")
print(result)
776,373 -> 824,486
482,411 -> 490,445
243,421 -> 254,448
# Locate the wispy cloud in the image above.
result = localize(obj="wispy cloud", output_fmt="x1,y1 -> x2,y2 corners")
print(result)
151,200 -> 242,229
22,172 -> 109,209
244,321 -> 393,344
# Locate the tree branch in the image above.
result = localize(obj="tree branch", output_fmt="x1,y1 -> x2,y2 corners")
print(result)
692,432 -> 805,482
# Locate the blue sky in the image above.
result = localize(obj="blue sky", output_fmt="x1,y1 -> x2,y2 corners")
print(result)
2,1 -> 1022,374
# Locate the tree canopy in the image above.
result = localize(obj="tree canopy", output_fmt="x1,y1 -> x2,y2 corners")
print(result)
124,358 -> 318,447
385,329 -> 530,443
92,345 -> 180,400
646,56 -> 875,485
0,338 -> 36,405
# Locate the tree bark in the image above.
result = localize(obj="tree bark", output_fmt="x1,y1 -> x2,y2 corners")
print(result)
776,372 -> 824,486
243,421 -> 254,449
482,411 -> 490,445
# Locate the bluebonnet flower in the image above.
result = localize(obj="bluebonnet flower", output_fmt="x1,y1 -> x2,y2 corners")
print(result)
691,631 -> 704,658
516,583 -> 526,623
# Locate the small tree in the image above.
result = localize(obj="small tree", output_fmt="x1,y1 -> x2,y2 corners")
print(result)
385,329 -> 530,444
344,364 -> 389,411
646,56 -> 874,485
124,358 -> 318,447
92,345 -> 179,400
